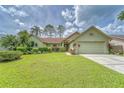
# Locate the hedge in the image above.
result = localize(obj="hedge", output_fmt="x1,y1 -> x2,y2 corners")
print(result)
16,47 -> 52,54
16,47 -> 32,54
32,48 -> 39,54
38,47 -> 52,53
0,51 -> 23,62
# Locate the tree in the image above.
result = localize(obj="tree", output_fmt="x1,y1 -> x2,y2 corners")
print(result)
1,35 -> 18,50
17,30 -> 30,47
118,11 -> 124,20
39,27 -> 44,37
57,25 -> 65,37
44,24 -> 56,37
30,26 -> 41,37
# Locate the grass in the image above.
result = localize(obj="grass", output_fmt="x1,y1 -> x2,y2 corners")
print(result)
0,53 -> 124,87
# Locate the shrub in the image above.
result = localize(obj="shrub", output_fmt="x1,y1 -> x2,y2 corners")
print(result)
32,48 -> 39,54
59,47 -> 66,52
48,47 -> 52,52
38,47 -> 52,53
16,47 -> 52,54
38,47 -> 43,53
44,47 -> 50,52
0,51 -> 22,62
16,47 -> 27,53
26,47 -> 32,51
16,47 -> 32,54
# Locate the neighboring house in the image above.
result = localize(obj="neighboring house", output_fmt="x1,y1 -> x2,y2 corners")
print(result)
110,35 -> 124,50
63,32 -> 80,51
40,38 -> 65,48
69,26 -> 111,54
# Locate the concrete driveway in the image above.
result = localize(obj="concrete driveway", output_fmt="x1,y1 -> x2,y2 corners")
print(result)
81,54 -> 124,74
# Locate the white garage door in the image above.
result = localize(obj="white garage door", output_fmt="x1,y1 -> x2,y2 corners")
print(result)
78,41 -> 105,54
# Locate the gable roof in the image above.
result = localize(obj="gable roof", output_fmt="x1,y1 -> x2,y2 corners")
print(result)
111,35 -> 124,42
71,26 -> 111,43
63,32 -> 80,42
64,32 -> 80,40
40,38 -> 65,43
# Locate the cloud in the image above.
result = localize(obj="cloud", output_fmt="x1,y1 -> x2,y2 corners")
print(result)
0,6 -> 9,13
64,27 -> 78,36
9,7 -> 28,17
73,6 -> 120,28
100,19 -> 124,34
65,22 -> 73,28
62,5 -> 124,34
15,29 -> 21,33
0,6 -> 28,17
73,6 -> 124,27
1,5 -> 124,35
0,31 -> 7,35
14,19 -> 25,27
61,8 -> 75,22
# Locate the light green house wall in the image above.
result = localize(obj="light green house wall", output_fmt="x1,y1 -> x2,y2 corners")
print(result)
45,43 -> 63,47
30,36 -> 46,48
70,27 -> 111,54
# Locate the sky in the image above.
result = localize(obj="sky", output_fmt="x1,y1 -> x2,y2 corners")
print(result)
0,5 -> 124,36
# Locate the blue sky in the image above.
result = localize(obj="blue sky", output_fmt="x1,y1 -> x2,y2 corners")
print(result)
0,5 -> 124,35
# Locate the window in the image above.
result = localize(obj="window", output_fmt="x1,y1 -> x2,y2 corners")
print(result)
35,43 -> 38,47
30,41 -> 35,47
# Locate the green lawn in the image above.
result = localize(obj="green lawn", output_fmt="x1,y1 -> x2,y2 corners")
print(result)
0,53 -> 124,88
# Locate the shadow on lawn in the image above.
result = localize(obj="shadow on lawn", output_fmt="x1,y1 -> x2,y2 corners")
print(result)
0,58 -> 23,63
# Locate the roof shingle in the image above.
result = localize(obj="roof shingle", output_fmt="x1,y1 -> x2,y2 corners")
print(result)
41,38 -> 65,43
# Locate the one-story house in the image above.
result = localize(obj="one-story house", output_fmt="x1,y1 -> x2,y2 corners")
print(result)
68,26 -> 111,54
31,26 -> 112,54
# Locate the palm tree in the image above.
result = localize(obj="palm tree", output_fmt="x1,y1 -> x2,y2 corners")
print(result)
57,25 -> 65,38
39,27 -> 44,37
44,24 -> 55,37
17,30 -> 30,47
1,35 -> 18,50
30,26 -> 41,37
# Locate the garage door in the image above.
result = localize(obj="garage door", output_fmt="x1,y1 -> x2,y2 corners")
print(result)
78,41 -> 105,54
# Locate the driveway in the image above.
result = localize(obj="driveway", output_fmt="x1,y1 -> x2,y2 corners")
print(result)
81,54 -> 124,74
